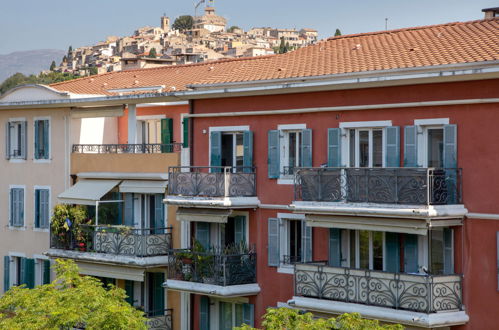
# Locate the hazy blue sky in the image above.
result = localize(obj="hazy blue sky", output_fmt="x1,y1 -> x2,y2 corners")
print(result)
0,0 -> 496,54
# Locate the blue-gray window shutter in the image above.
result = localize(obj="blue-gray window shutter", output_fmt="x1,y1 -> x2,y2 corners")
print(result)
152,272 -> 165,313
403,126 -> 418,167
328,228 -> 341,267
301,220 -> 312,263
243,303 -> 255,327
443,228 -> 453,274
9,189 -> 14,226
43,260 -> 51,284
18,188 -> 24,226
38,189 -> 49,229
34,120 -> 40,159
154,194 -> 165,233
43,120 -> 49,159
20,121 -> 27,160
234,215 -> 246,245
199,296 -> 210,330
210,131 -> 222,172
301,129 -> 312,167
22,258 -> 35,289
385,232 -> 400,273
267,218 -> 280,266
196,222 -> 211,249
4,256 -> 10,292
443,124 -> 458,203
327,128 -> 341,167
384,126 -> 400,167
243,130 -> 253,173
35,189 -> 41,228
124,193 -> 134,227
124,280 -> 134,306
268,130 -> 280,178
5,122 -> 11,159
404,234 -> 419,273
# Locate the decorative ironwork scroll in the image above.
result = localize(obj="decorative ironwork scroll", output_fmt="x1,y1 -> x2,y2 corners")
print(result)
72,143 -> 182,154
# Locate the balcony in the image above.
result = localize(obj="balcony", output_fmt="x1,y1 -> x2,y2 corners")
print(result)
48,225 -> 172,267
164,247 -> 260,297
165,166 -> 260,208
146,308 -> 173,330
71,143 -> 181,175
292,168 -> 467,220
290,263 -> 468,328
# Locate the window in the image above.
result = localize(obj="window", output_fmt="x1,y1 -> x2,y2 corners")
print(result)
5,120 -> 27,160
5,256 -> 34,290
9,187 -> 24,227
138,119 -> 161,144
427,128 -> 444,167
34,188 -> 50,229
348,128 -> 383,168
430,228 -> 453,275
282,130 -> 302,175
210,128 -> 253,173
34,119 -> 50,160
35,258 -> 51,286
221,132 -> 244,169
343,230 -> 384,271
199,297 -> 254,330
195,216 -> 247,249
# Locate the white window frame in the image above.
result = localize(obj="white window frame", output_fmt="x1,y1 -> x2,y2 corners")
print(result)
277,124 -> 306,185
7,252 -> 26,288
33,116 -> 51,163
33,186 -> 51,231
7,117 -> 27,163
208,125 -> 250,170
414,119 -> 449,168
341,229 -> 386,271
208,211 -> 249,247
9,185 -> 26,230
209,297 -> 250,330
277,213 -> 305,274
33,255 -> 50,286
347,128 -> 386,168
133,193 -> 165,229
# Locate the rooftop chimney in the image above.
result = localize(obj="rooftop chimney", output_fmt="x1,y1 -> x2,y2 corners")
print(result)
482,7 -> 499,19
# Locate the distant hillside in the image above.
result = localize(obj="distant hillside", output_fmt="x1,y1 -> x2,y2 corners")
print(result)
0,49 -> 65,83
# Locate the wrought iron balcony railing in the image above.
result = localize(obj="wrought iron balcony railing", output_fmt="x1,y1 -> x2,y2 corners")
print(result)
72,143 -> 182,154
168,166 -> 256,197
295,167 -> 462,205
50,225 -> 172,257
146,308 -> 173,330
168,247 -> 257,286
294,263 -> 463,313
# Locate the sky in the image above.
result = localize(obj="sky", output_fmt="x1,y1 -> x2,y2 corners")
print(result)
0,0 -> 496,54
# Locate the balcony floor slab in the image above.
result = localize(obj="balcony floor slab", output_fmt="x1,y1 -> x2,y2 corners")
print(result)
163,279 -> 261,297
291,201 -> 468,219
288,296 -> 469,328
47,249 -> 170,267
165,196 -> 260,209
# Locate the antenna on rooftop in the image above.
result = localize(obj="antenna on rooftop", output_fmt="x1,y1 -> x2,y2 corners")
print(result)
195,0 -> 205,17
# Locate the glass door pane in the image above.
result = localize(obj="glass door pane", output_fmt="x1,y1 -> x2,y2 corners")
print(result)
373,130 -> 383,167
428,129 -> 444,168
235,133 -> 244,171
372,232 -> 383,270
219,302 -> 233,330
221,134 -> 234,167
359,131 -> 369,167
359,230 -> 370,269
430,229 -> 444,275
349,130 -> 356,167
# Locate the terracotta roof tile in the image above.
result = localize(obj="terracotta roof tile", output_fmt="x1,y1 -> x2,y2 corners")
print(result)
51,18 -> 499,95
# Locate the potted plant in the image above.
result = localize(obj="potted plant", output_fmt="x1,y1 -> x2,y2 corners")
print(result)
50,204 -> 90,250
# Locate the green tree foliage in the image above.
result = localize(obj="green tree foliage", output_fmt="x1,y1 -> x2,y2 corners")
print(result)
227,25 -> 241,33
277,37 -> 289,54
68,45 -> 73,54
88,67 -> 98,75
49,60 -> 56,71
62,55 -> 68,63
235,308 -> 404,330
0,259 -> 147,330
335,28 -> 342,36
172,15 -> 194,31
0,72 -> 80,95
148,48 -> 157,58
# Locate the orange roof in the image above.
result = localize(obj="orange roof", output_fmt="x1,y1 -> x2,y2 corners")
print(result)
51,18 -> 499,95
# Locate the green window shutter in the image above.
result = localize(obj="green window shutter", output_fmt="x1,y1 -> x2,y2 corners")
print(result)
199,296 -> 210,330
152,272 -> 165,314
219,301 -> 232,330
404,234 -> 419,273
5,122 -> 11,159
43,120 -> 49,159
4,256 -> 10,292
301,220 -> 312,263
267,218 -> 280,266
384,126 -> 400,167
18,188 -> 24,227
328,228 -> 341,267
242,303 -> 254,327
210,131 -> 222,172
267,130 -> 280,178
41,190 -> 50,229
20,258 -> 26,287
20,121 -> 27,160
124,193 -> 134,227
196,222 -> 211,249
327,128 -> 341,167
183,117 -> 189,148
161,118 -> 173,153
9,189 -> 14,226
234,216 -> 246,245
34,120 -> 40,159
35,189 -> 41,228
124,280 -> 134,305
443,124 -> 458,203
301,128 -> 312,167
43,260 -> 51,284
154,194 -> 165,233
403,126 -> 418,167
243,130 -> 253,173
25,259 -> 35,289
443,228 -> 453,274
385,232 -> 400,273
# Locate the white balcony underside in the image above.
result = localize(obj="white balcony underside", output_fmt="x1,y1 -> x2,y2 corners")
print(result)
288,296 -> 469,328
164,279 -> 261,297
47,249 -> 169,267
164,196 -> 260,209
291,201 -> 468,220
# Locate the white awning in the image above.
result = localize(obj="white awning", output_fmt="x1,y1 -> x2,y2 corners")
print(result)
58,179 -> 121,205
119,180 -> 167,194
305,214 -> 429,235
177,208 -> 233,223
76,262 -> 144,282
